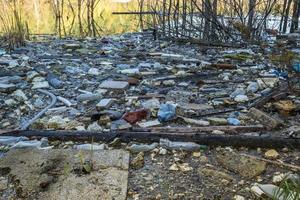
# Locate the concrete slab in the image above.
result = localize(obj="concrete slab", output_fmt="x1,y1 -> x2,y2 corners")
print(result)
0,149 -> 129,200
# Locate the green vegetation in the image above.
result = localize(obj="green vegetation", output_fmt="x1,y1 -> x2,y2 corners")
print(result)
0,0 -> 29,49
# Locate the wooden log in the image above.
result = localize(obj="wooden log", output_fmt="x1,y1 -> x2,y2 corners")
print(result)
1,130 -> 299,149
146,125 -> 265,134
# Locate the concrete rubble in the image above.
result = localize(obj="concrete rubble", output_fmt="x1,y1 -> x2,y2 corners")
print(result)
0,31 -> 299,199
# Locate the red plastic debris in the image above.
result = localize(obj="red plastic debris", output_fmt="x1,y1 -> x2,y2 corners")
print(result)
123,109 -> 148,124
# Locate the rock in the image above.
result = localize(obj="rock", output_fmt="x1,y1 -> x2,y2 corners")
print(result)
274,100 -> 296,116
158,103 -> 177,122
207,117 -> 227,125
169,163 -> 192,172
0,83 -> 16,93
142,98 -> 160,109
212,130 -> 225,135
227,117 -> 241,126
0,177 -> 7,191
127,143 -> 158,153
131,152 -> 144,169
47,74 -> 63,89
137,119 -> 161,128
111,119 -> 132,130
180,117 -> 210,126
88,68 -> 100,75
272,173 -> 285,183
200,168 -> 234,182
234,94 -> 249,102
32,81 -> 50,89
247,82 -> 259,93
77,93 -> 102,102
163,80 -> 175,86
160,138 -> 204,151
87,122 -> 103,131
26,71 -> 40,82
264,149 -> 279,159
98,115 -> 111,126
216,150 -> 266,178
5,98 -> 17,106
99,80 -> 129,90
48,116 -> 67,129
119,68 -> 140,75
251,185 -> 265,197
123,109 -> 148,124
73,143 -> 106,150
0,149 -> 129,199
248,108 -> 281,130
233,195 -> 245,200
13,89 -> 28,102
96,98 -> 114,110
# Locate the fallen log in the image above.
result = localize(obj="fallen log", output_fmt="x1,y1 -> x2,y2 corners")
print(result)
143,125 -> 265,134
1,129 -> 299,149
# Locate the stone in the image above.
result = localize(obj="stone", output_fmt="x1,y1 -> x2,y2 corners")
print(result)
200,168 -> 234,182
48,116 -> 67,129
0,83 -> 16,93
216,150 -> 266,178
162,80 -> 176,86
233,195 -> 245,200
142,98 -> 160,109
26,71 -> 39,82
127,143 -> 158,153
5,99 -> 17,106
137,119 -> 161,128
234,94 -> 249,102
119,68 -> 139,75
180,117 -> 210,126
73,143 -> 106,150
32,81 -> 50,89
111,119 -> 132,130
87,122 -> 103,132
248,108 -> 281,130
88,68 -> 100,75
0,149 -> 129,200
264,149 -> 279,159
96,98 -> 114,109
272,173 -> 285,183
131,152 -> 144,169
13,89 -> 28,102
247,82 -> 259,93
212,130 -> 225,135
99,80 -> 129,90
207,117 -> 228,125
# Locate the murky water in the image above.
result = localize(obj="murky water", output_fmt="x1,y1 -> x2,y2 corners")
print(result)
0,0 -> 143,36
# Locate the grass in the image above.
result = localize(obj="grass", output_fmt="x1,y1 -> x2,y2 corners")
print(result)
0,0 -> 29,50
272,176 -> 300,200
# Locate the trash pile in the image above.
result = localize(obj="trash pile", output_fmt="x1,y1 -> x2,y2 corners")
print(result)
0,32 -> 299,199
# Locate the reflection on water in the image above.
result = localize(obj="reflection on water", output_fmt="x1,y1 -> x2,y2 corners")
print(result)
0,0 -> 142,36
